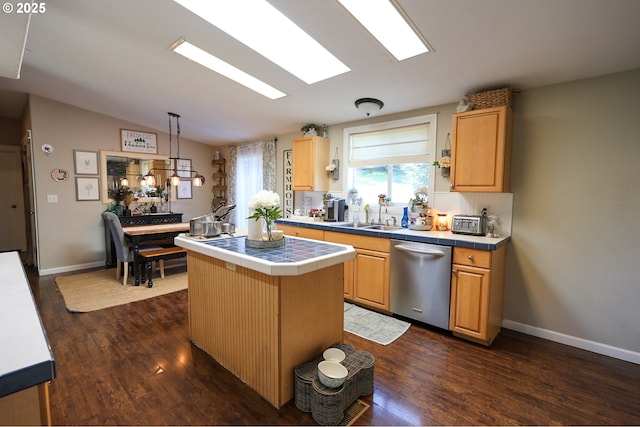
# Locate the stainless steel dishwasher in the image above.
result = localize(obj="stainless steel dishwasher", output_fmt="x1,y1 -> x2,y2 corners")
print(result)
389,240 -> 452,330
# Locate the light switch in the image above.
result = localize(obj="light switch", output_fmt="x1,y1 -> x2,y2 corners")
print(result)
47,194 -> 58,203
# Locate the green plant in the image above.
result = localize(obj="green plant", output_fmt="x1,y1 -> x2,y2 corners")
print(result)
300,123 -> 318,132
108,186 -> 132,204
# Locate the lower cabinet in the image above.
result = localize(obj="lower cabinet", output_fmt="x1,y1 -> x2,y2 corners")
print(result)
450,245 -> 507,346
324,231 -> 390,312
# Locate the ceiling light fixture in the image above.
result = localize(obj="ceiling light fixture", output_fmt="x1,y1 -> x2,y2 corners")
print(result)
143,113 -> 206,207
173,0 -> 350,84
355,98 -> 384,116
338,0 -> 430,61
170,39 -> 286,100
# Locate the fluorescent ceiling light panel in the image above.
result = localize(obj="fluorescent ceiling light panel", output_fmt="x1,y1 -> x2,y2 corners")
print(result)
171,39 -> 286,100
338,0 -> 429,61
174,0 -> 350,84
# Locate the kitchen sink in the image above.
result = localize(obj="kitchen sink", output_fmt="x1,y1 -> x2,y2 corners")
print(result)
366,224 -> 402,231
333,223 -> 402,231
334,222 -> 373,228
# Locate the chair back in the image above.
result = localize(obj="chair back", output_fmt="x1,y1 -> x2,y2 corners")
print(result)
101,211 -> 132,262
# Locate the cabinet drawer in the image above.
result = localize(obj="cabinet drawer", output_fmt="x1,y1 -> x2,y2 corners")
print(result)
453,247 -> 491,269
324,231 -> 390,252
279,225 -> 324,240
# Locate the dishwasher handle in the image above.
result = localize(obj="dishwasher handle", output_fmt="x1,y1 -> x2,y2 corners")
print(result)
395,244 -> 446,257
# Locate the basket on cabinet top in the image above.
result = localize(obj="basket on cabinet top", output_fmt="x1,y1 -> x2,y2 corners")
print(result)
468,87 -> 520,110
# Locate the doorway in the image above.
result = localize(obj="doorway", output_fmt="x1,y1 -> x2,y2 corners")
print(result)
0,145 -> 27,254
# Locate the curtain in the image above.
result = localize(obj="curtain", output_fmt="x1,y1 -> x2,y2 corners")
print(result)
233,142 -> 263,228
262,138 -> 277,192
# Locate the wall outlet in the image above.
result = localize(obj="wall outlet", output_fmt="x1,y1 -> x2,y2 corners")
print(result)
47,194 -> 58,203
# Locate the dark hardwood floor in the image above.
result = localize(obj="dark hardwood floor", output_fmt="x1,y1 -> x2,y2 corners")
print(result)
30,267 -> 640,425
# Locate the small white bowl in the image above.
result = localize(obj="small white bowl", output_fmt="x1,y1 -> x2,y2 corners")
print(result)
323,347 -> 346,363
317,361 -> 348,388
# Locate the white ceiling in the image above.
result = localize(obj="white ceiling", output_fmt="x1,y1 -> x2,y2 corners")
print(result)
1,0 -> 640,146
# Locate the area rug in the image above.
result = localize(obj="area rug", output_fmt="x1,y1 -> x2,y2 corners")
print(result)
55,268 -> 187,313
344,302 -> 411,345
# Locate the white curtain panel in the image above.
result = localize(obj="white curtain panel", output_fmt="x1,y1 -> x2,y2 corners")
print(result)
233,142 -> 263,228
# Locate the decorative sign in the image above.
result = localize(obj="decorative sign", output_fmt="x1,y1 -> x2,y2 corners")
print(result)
283,149 -> 293,218
120,129 -> 158,154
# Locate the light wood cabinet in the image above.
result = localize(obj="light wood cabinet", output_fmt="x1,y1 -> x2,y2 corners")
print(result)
450,106 -> 513,192
292,136 -> 330,191
325,231 -> 390,312
450,245 -> 507,345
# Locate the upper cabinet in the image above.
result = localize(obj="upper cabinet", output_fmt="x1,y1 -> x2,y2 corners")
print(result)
449,106 -> 513,192
292,136 -> 330,191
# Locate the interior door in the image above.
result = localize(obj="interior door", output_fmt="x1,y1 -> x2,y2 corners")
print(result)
0,145 -> 27,253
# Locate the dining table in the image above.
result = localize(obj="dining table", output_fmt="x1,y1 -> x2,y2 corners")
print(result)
123,222 -> 190,285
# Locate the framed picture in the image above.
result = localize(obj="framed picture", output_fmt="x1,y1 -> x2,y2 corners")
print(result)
76,177 -> 100,201
120,129 -> 158,154
176,158 -> 192,178
176,179 -> 192,199
74,150 -> 99,175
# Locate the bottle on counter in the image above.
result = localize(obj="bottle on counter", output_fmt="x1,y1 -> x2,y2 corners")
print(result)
401,207 -> 409,228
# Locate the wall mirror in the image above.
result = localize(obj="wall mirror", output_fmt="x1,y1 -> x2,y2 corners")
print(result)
100,150 -> 173,205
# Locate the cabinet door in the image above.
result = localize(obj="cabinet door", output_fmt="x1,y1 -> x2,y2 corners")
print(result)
292,138 -> 315,191
450,106 -> 512,192
450,264 -> 490,341
353,249 -> 390,311
292,136 -> 329,191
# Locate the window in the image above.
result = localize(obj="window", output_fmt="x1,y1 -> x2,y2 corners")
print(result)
345,114 -> 436,205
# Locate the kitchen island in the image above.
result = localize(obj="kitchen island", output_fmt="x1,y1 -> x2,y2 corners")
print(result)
174,234 -> 355,408
0,252 -> 56,426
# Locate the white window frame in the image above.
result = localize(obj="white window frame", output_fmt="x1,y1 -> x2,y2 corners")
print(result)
342,114 -> 437,206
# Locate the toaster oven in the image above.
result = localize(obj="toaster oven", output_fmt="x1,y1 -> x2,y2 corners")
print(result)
451,215 -> 486,236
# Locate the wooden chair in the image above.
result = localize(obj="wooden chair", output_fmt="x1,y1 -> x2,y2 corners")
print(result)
101,211 -> 164,285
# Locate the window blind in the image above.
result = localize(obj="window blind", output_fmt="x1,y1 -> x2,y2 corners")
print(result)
349,123 -> 430,166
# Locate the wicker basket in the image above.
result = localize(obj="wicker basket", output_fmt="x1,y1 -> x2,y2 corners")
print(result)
468,87 -> 519,110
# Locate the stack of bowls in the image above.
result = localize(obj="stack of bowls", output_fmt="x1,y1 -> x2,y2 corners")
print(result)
317,348 -> 347,388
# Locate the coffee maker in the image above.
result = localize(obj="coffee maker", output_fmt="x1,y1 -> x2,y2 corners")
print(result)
323,198 -> 346,222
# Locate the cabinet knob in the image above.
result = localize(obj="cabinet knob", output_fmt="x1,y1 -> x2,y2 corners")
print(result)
450,183 -> 454,189
468,255 -> 474,260
295,231 -> 300,236
452,269 -> 457,274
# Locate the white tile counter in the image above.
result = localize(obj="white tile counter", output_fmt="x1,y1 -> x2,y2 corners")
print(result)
0,252 -> 56,398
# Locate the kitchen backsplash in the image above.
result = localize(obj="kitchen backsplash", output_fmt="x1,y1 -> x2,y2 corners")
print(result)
292,191 -> 513,237
432,192 -> 513,236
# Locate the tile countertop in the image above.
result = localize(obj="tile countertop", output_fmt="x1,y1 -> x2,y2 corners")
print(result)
175,233 -> 356,276
0,252 -> 56,398
276,219 -> 511,251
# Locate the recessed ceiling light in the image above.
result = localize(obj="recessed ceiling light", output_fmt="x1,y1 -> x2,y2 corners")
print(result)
174,0 -> 350,84
338,0 -> 430,61
170,39 -> 287,100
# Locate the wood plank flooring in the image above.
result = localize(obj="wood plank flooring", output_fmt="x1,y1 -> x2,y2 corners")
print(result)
30,267 -> 640,425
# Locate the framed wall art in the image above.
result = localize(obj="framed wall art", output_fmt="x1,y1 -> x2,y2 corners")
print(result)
176,158 -> 192,178
176,179 -> 192,199
74,150 -> 99,175
120,129 -> 158,154
76,177 -> 100,201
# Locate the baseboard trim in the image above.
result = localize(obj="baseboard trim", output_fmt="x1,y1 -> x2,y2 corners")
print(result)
503,319 -> 640,365
39,261 -> 105,276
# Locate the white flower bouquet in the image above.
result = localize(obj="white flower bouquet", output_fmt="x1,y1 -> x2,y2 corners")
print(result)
247,190 -> 283,241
